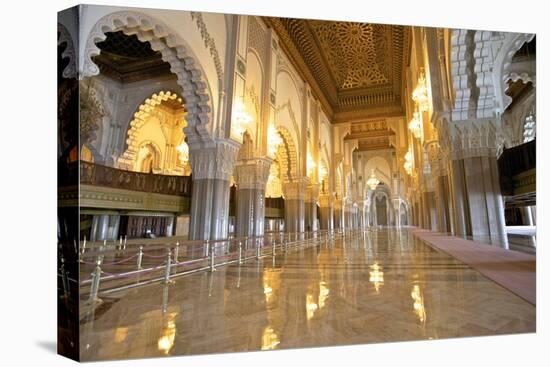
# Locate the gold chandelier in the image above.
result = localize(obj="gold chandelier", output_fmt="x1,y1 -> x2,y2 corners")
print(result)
366,169 -> 380,190
176,141 -> 189,164
232,98 -> 253,140
408,110 -> 422,139
403,150 -> 413,175
412,70 -> 429,112
267,124 -> 283,157
307,152 -> 317,178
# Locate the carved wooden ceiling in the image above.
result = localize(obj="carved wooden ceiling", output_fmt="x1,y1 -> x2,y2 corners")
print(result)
93,31 -> 174,83
344,120 -> 395,151
263,17 -> 410,123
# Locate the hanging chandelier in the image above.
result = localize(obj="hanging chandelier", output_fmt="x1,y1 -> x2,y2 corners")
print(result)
267,124 -> 283,157
408,110 -> 422,139
176,141 -> 189,164
232,99 -> 253,140
366,169 -> 380,190
307,152 -> 317,178
412,71 -> 429,112
404,150 -> 413,175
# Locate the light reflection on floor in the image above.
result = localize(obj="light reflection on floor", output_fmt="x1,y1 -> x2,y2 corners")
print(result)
79,228 -> 535,361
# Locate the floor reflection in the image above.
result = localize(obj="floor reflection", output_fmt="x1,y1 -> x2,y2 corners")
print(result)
80,228 -> 536,361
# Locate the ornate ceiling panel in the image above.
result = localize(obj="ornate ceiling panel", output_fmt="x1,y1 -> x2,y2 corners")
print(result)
357,136 -> 392,151
263,17 -> 410,122
309,22 -> 390,89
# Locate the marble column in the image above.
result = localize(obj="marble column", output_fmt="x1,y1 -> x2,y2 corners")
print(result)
422,190 -> 437,230
449,154 -> 508,247
333,199 -> 343,230
304,184 -> 320,232
234,157 -> 272,237
91,214 -> 110,241
520,206 -> 533,226
428,147 -> 452,233
188,139 -> 240,240
318,194 -> 333,230
448,159 -> 469,236
282,179 -> 308,233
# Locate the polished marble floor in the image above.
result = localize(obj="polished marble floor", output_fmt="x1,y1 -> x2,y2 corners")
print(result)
79,228 -> 535,361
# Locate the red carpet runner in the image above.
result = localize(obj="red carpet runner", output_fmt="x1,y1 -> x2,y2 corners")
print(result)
408,228 -> 536,305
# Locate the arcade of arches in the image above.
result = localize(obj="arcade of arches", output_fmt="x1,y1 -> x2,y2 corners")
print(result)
58,5 -> 536,359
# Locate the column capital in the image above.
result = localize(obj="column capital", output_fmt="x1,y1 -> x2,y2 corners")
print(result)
234,157 -> 273,190
306,183 -> 320,202
188,138 -> 241,181
282,177 -> 309,200
318,193 -> 334,208
441,119 -> 503,161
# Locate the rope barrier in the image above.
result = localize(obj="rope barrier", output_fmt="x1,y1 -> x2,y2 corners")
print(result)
79,229 -> 352,296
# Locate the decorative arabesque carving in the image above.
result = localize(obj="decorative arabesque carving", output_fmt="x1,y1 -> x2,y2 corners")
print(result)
79,83 -> 104,146
275,100 -> 300,145
57,23 -> 77,79
235,158 -> 272,190
82,11 -> 212,133
450,29 -> 478,121
247,16 -> 269,66
188,140 -> 240,181
447,120 -> 500,160
190,12 -> 224,83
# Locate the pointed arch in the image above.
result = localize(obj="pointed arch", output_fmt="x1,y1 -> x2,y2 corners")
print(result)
81,11 -> 212,136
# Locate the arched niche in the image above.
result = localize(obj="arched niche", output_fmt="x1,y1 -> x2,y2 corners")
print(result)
80,10 -> 214,141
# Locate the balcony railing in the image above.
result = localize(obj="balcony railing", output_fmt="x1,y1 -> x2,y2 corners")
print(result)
79,161 -> 192,197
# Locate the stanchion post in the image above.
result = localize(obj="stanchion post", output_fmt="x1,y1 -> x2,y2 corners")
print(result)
256,238 -> 261,259
137,246 -> 143,270
210,243 -> 216,272
174,242 -> 180,264
60,255 -> 69,298
123,235 -> 127,250
238,241 -> 243,264
163,249 -> 173,284
87,257 -> 103,305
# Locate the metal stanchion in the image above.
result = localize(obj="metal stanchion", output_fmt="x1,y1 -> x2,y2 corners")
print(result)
238,241 -> 243,264
123,235 -> 127,250
210,243 -> 216,272
272,240 -> 276,257
163,249 -> 174,284
137,246 -> 143,270
87,256 -> 103,305
256,238 -> 261,259
174,242 -> 180,264
60,255 -> 69,299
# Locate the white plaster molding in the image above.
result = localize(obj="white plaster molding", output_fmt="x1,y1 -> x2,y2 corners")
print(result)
493,32 -> 535,113
450,29 -> 476,121
57,23 -> 77,79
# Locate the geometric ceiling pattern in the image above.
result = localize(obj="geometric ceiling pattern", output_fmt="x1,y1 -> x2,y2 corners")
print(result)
308,21 -> 390,89
263,17 -> 410,122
